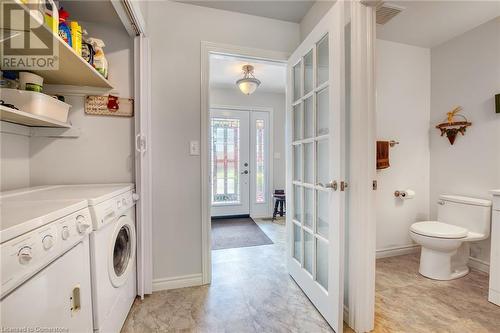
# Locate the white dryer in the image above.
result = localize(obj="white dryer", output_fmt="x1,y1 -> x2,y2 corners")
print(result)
0,197 -> 94,332
1,184 -> 137,333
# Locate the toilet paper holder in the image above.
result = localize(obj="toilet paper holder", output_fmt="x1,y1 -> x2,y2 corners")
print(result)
394,190 -> 414,198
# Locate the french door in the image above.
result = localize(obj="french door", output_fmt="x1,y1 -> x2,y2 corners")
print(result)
210,109 -> 270,217
286,1 -> 345,332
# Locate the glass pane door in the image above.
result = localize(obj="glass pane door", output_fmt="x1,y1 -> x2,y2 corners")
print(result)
211,109 -> 250,217
291,36 -> 332,291
286,1 -> 344,330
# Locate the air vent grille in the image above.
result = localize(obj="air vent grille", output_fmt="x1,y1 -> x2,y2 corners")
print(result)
376,3 -> 404,25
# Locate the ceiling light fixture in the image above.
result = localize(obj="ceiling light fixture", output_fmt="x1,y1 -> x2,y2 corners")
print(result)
236,65 -> 260,95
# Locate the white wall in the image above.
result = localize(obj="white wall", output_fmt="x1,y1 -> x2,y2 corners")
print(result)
299,1 -> 334,42
430,17 -> 500,264
210,87 -> 286,191
29,22 -> 135,186
375,40 -> 431,254
0,123 -> 30,191
147,0 -> 300,281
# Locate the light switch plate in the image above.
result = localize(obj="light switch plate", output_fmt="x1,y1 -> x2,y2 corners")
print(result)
190,140 -> 200,156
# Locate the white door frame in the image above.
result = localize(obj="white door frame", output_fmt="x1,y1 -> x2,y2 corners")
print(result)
201,41 -> 289,284
347,1 -> 377,332
210,104 -> 274,219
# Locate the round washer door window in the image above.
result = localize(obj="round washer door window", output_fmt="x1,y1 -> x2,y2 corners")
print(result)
109,215 -> 136,287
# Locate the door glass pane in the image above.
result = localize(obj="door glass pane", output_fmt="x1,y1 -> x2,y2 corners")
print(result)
317,88 -> 329,136
316,238 -> 329,290
317,34 -> 329,86
304,142 -> 314,184
304,96 -> 314,139
293,104 -> 302,141
293,62 -> 301,101
316,140 -> 330,185
304,49 -> 313,94
211,118 -> 240,205
304,188 -> 313,228
255,119 -> 265,203
293,223 -> 302,262
293,145 -> 302,181
304,231 -> 313,274
317,190 -> 329,238
294,185 -> 302,223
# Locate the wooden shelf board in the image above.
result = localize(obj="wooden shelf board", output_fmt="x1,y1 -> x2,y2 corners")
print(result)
0,105 -> 71,128
1,0 -> 114,89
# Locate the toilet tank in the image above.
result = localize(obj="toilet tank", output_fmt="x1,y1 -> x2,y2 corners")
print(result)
437,195 -> 492,236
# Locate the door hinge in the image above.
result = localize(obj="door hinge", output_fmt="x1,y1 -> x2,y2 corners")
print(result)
372,180 -> 378,190
340,181 -> 348,191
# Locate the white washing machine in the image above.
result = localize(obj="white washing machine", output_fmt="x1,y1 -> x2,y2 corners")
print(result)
1,184 -> 137,333
0,197 -> 94,332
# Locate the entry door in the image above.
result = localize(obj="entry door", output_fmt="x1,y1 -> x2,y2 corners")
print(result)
286,1 -> 345,332
211,109 -> 250,216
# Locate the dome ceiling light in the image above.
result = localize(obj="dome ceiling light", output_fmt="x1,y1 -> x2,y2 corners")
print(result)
236,64 -> 261,95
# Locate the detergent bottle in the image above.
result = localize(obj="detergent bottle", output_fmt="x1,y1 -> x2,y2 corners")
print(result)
88,38 -> 108,78
58,7 -> 72,47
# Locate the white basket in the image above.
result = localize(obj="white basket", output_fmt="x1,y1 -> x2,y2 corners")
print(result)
0,88 -> 71,123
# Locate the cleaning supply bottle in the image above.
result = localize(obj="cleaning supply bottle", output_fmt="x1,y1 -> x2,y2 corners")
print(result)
88,38 -> 108,78
42,0 -> 58,34
58,7 -> 72,47
70,21 -> 82,56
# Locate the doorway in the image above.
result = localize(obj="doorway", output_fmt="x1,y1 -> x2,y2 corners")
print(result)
210,108 -> 271,218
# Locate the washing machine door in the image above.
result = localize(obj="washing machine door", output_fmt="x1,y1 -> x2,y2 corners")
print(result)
108,214 -> 136,287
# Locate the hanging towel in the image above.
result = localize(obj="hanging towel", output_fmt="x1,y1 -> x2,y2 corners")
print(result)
376,141 -> 390,170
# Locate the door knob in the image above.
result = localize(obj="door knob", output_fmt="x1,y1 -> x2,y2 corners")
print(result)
317,180 -> 337,191
241,170 -> 249,175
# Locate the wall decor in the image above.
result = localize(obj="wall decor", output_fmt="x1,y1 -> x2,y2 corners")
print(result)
435,106 -> 471,145
85,95 -> 134,117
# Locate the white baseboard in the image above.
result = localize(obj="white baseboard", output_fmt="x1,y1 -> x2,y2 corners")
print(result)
152,273 -> 203,292
468,257 -> 490,273
376,244 -> 420,259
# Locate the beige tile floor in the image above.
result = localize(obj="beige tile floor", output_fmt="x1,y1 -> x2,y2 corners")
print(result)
122,220 -> 500,332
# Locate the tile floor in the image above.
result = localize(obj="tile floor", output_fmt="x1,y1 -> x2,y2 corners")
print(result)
122,220 -> 500,332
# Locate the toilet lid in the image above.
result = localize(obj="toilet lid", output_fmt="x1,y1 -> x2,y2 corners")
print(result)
410,221 -> 468,239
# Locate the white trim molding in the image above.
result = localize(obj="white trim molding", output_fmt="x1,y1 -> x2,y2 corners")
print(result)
376,245 -> 420,259
348,1 -> 377,332
201,41 -> 289,285
152,274 -> 203,292
468,257 -> 490,274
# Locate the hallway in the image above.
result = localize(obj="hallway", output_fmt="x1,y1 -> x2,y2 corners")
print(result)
122,220 -> 334,332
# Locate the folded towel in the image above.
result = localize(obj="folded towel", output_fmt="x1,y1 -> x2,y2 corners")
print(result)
377,141 -> 390,170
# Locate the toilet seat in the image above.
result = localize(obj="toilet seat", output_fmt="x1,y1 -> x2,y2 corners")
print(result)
410,221 -> 468,239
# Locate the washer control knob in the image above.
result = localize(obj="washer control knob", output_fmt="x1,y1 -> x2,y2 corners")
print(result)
122,198 -> 127,206
61,226 -> 70,240
76,215 -> 90,234
117,200 -> 122,209
42,235 -> 54,250
18,246 -> 33,265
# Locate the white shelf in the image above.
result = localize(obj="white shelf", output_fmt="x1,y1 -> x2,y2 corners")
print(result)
1,0 -> 114,89
0,105 -> 71,128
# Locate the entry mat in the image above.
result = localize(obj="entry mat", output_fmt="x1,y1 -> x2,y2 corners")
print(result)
211,217 -> 273,250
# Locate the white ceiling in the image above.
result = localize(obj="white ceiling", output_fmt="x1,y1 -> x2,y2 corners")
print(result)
377,1 -> 500,48
178,0 -> 315,23
210,54 -> 286,93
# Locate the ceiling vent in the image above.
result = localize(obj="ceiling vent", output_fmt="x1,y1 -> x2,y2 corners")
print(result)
376,3 -> 405,25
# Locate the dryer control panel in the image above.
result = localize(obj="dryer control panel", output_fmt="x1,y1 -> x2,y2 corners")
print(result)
1,208 -> 92,298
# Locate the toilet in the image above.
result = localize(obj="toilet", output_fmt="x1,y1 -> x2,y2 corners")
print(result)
410,195 -> 492,280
